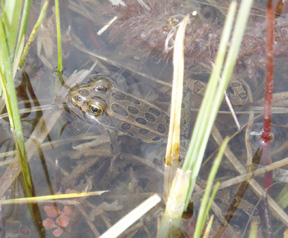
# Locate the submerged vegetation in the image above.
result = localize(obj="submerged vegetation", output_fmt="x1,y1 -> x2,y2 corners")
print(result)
0,0 -> 288,237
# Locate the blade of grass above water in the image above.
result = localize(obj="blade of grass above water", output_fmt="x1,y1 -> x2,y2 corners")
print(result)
158,4 -> 236,236
182,0 -> 236,193
183,0 -> 254,207
194,137 -> 229,237
159,0 -> 253,236
19,0 -> 49,68
3,0 -> 23,57
0,14 -> 33,195
55,0 -> 63,73
14,0 -> 32,62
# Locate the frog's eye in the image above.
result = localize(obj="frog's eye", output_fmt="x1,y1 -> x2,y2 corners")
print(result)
89,104 -> 103,116
94,85 -> 107,92
88,98 -> 107,116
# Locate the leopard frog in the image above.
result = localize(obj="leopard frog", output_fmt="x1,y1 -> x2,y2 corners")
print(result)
66,75 -> 247,142
66,75 -> 170,143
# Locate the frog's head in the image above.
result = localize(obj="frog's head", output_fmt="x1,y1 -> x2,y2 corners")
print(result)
65,75 -> 116,125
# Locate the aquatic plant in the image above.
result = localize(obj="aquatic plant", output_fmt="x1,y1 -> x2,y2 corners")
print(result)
109,0 -> 288,85
158,0 -> 253,236
110,0 -> 220,66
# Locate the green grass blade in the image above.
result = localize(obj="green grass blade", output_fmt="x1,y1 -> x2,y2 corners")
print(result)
14,0 -> 32,61
4,0 -> 23,56
183,0 -> 254,208
0,2 -> 44,234
194,137 -> 229,238
55,0 -> 63,73
0,16 -> 33,196
160,1 -> 254,235
182,2 -> 237,171
19,0 -> 49,68
220,0 -> 254,84
0,19 -> 16,128
182,1 -> 237,207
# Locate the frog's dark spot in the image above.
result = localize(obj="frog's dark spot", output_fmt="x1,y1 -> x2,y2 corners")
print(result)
78,89 -> 89,96
145,113 -> 155,122
121,122 -> 131,130
149,107 -> 161,116
139,129 -> 149,134
157,124 -> 166,134
152,136 -> 161,141
112,92 -> 125,100
136,117 -> 147,125
111,104 -> 128,116
125,95 -> 140,104
128,106 -> 139,115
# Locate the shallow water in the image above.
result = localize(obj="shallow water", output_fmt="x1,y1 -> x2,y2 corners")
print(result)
0,0 -> 288,237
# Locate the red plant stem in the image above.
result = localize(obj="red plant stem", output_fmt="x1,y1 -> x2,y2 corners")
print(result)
261,0 -> 274,194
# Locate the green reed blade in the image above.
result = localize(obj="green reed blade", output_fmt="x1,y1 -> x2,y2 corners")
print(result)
14,0 -> 32,61
194,137 -> 229,238
3,0 -> 23,56
0,16 -> 33,196
182,0 -> 237,208
160,1 -> 254,236
158,5 -> 235,235
183,0 -> 253,208
55,0 -> 63,73
19,0 -> 49,68
1,2 -> 46,235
